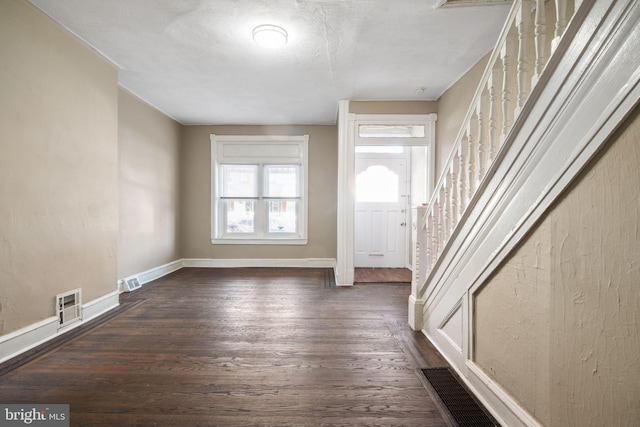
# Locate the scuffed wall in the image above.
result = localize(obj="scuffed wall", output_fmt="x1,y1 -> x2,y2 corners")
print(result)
474,105 -> 640,425
0,0 -> 118,334
118,89 -> 182,278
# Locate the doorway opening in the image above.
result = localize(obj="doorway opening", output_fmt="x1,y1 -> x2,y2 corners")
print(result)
336,108 -> 436,286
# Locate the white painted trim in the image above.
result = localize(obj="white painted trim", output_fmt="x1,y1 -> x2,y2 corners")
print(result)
417,1 -> 640,425
336,100 -> 355,286
182,258 -> 336,269
119,259 -> 184,292
437,299 -> 463,353
425,328 -> 540,427
337,108 -> 437,286
354,113 -> 437,146
210,134 -> 309,244
465,361 -> 544,427
0,317 -> 58,364
136,259 -> 184,285
81,291 -> 120,323
408,295 -> 424,330
0,291 -> 120,365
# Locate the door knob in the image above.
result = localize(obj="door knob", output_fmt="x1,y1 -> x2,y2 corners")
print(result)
400,222 -> 406,226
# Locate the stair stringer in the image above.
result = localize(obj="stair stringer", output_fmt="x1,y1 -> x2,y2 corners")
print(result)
417,1 -> 640,425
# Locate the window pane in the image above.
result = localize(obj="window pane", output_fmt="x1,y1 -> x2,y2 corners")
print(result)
265,165 -> 299,198
268,201 -> 297,233
356,165 -> 399,202
358,124 -> 425,138
355,146 -> 404,154
221,165 -> 258,197
225,200 -> 254,233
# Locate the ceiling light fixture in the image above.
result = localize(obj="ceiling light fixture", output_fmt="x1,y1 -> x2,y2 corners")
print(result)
252,24 -> 288,48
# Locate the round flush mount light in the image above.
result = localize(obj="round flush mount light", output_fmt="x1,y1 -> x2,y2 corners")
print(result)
252,24 -> 288,48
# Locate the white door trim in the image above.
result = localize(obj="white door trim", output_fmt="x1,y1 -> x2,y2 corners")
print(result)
336,106 -> 436,286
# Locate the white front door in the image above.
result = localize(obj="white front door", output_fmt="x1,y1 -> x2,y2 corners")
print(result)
354,155 -> 408,268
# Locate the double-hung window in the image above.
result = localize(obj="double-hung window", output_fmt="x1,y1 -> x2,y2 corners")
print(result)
211,135 -> 308,244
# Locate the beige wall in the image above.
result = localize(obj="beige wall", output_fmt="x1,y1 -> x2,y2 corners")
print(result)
435,53 -> 490,179
474,106 -> 640,425
475,219 -> 552,424
180,125 -> 337,259
118,89 -> 181,278
350,100 -> 437,115
0,0 -> 119,334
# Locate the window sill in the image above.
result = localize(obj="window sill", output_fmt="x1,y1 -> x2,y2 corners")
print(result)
211,238 -> 308,245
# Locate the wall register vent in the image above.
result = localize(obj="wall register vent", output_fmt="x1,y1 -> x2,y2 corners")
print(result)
56,289 -> 82,329
124,277 -> 141,292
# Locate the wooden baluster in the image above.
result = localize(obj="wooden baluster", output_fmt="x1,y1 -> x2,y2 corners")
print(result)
532,0 -> 547,86
457,145 -> 466,220
424,220 -> 431,273
476,94 -> 486,184
430,209 -> 438,266
553,0 -> 569,50
435,198 -> 443,258
450,159 -> 458,234
439,187 -> 446,249
487,58 -> 501,165
414,240 -> 421,280
516,0 -> 532,114
443,180 -> 450,243
466,123 -> 475,202
501,29 -> 517,143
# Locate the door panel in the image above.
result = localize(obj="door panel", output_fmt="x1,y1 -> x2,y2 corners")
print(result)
354,156 -> 407,268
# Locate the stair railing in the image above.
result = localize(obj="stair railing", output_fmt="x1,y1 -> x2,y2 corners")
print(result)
413,0 -> 581,304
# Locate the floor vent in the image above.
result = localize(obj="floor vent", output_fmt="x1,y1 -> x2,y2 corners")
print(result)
421,367 -> 499,426
124,277 -> 141,292
56,289 -> 82,329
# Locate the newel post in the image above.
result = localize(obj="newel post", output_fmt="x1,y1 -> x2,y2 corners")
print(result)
409,205 -> 428,331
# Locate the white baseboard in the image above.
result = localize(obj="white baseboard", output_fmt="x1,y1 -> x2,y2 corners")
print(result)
0,290 -> 120,365
0,317 -> 58,364
137,259 -> 184,284
182,258 -> 336,269
424,328 -> 542,427
120,259 -> 184,291
82,290 -> 119,323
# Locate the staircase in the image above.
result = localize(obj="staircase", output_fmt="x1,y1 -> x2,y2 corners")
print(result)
409,0 -> 640,425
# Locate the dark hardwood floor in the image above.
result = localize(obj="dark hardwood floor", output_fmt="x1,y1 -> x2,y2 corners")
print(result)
0,268 -> 450,426
353,268 -> 413,284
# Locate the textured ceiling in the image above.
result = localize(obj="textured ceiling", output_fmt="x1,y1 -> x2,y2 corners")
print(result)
29,0 -> 511,125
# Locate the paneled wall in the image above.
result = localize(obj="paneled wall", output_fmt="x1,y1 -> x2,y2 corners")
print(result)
475,105 -> 640,425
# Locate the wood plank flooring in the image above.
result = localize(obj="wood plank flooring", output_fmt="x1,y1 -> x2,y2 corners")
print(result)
353,268 -> 413,283
0,268 -> 450,426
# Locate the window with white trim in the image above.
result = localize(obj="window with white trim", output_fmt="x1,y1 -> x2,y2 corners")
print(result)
211,135 -> 308,244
